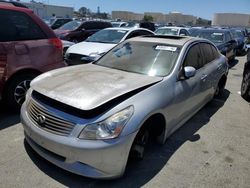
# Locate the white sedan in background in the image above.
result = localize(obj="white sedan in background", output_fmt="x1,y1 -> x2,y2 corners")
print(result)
65,27 -> 154,65
155,26 -> 190,36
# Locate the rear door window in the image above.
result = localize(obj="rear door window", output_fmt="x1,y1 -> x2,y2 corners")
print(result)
0,9 -> 46,42
180,29 -> 189,36
210,45 -> 220,59
200,43 -> 215,65
183,44 -> 202,69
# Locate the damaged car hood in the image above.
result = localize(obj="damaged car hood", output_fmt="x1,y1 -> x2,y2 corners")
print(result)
31,64 -> 162,111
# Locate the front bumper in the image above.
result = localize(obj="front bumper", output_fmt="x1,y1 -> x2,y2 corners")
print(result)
21,103 -> 137,179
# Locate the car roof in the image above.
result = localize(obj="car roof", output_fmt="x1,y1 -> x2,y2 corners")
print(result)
157,26 -> 186,30
195,28 -> 230,33
0,4 -> 32,13
127,35 -> 196,46
103,27 -> 154,33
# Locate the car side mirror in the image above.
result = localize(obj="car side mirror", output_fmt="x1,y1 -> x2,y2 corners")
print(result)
184,66 -> 196,78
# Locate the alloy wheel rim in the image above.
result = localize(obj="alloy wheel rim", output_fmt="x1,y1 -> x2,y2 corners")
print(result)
242,73 -> 250,94
14,80 -> 31,105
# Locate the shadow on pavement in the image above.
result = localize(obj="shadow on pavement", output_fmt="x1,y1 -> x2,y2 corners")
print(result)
24,90 -> 230,188
229,59 -> 239,69
0,102 -> 20,130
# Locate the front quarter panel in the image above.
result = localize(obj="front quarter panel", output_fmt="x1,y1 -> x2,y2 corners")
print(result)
115,77 -> 175,137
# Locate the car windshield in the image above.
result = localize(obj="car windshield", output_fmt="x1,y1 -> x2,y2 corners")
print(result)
122,22 -> 137,28
85,29 -> 128,44
59,21 -> 81,30
95,41 -> 180,77
235,30 -> 244,38
112,23 -> 121,27
191,30 -> 225,44
155,28 -> 179,35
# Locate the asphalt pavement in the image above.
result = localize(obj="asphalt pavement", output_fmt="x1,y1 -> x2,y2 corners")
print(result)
0,56 -> 249,188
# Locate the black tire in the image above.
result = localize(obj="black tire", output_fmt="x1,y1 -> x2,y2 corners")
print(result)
241,70 -> 250,102
229,49 -> 236,62
214,76 -> 227,98
3,73 -> 37,111
130,128 -> 150,160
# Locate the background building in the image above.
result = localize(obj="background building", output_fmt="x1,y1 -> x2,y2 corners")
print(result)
212,13 -> 250,27
112,11 -> 197,25
21,1 -> 74,19
112,11 -> 143,21
144,12 -> 166,23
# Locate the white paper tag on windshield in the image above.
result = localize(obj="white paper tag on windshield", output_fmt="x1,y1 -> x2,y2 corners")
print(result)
155,46 -> 177,51
213,33 -> 223,35
117,30 -> 126,33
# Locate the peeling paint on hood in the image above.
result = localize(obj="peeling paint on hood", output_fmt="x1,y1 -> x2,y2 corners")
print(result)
31,64 -> 162,111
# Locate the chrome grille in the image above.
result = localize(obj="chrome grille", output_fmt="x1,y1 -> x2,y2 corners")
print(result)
27,99 -> 75,136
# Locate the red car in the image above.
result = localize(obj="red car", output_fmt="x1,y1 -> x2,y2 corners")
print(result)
54,20 -> 112,43
0,2 -> 66,110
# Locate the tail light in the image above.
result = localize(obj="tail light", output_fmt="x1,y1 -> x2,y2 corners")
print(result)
49,38 -> 63,52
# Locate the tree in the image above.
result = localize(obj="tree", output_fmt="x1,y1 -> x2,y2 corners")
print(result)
143,15 -> 154,22
79,7 -> 91,17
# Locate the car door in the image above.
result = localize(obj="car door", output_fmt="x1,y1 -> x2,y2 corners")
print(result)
0,43 -> 7,95
199,43 -> 220,100
0,9 -> 62,75
170,43 -> 207,128
224,32 -> 235,58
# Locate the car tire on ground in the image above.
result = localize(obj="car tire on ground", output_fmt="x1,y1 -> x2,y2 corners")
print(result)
230,49 -> 236,62
130,127 -> 150,160
241,70 -> 250,102
214,76 -> 227,98
3,73 -> 38,111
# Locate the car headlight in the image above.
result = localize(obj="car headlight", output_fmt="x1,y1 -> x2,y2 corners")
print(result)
89,52 -> 106,60
78,106 -> 134,140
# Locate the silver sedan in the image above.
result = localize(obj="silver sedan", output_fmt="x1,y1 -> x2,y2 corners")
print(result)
21,36 -> 228,179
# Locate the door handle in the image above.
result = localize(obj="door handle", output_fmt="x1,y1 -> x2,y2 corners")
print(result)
217,64 -> 223,70
201,74 -> 207,81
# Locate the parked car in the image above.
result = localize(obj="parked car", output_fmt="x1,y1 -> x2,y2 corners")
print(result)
54,20 -> 112,43
65,27 -> 154,65
139,21 -> 155,31
111,21 -> 127,27
122,21 -> 155,31
21,35 -> 228,179
241,47 -> 250,101
155,26 -> 190,36
49,18 -> 72,30
230,28 -> 248,55
0,3 -> 65,109
191,28 -> 237,62
61,40 -> 75,55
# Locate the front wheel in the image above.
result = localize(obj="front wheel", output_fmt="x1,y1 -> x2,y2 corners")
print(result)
4,73 -> 38,111
130,128 -> 150,160
241,70 -> 250,102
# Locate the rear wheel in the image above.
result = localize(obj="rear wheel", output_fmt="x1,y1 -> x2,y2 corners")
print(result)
214,76 -> 227,98
4,73 -> 37,111
229,49 -> 236,62
241,70 -> 250,102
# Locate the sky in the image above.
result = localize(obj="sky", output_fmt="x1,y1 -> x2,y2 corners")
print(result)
21,0 -> 250,19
